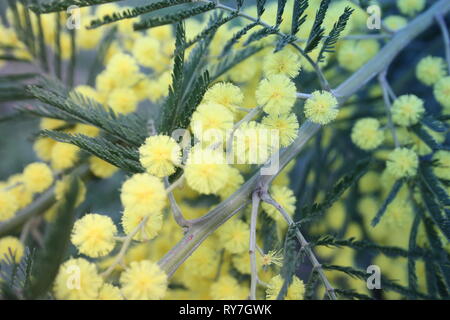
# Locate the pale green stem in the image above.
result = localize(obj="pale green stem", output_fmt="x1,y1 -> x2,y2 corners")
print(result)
435,14 -> 450,73
249,191 -> 260,300
260,192 -> 337,300
101,215 -> 149,278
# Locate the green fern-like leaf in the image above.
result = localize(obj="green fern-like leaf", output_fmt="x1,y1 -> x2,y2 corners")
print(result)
317,6 -> 353,63
305,0 -> 330,53
133,2 -> 216,31
30,0 -> 123,14
88,0 -> 193,29
291,0 -> 309,35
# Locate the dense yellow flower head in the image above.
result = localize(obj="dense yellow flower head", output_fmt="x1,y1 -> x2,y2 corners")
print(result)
217,166 -> 244,200
261,185 -> 296,223
386,148 -> 419,179
71,213 -> 117,258
183,244 -> 219,278
96,70 -> 118,95
22,162 -> 53,193
304,90 -> 339,125
391,94 -> 425,126
266,275 -> 305,300
190,103 -> 234,145
232,121 -> 273,164
434,76 -> 450,110
108,87 -> 139,115
416,56 -> 447,86
89,156 -> 118,178
358,171 -> 381,194
256,75 -> 297,115
139,135 -> 181,178
121,207 -> 163,241
432,150 -> 450,180
40,118 -> 66,130
8,179 -> 33,210
148,71 -> 172,102
97,284 -> 124,300
53,258 -> 104,300
263,49 -> 301,79
33,137 -> 56,161
77,17 -> 103,50
203,82 -> 244,112
351,118 -> 385,150
397,0 -> 426,16
383,15 -> 408,31
120,260 -> 168,300
0,190 -> 19,222
51,142 -> 79,171
217,217 -> 249,254
210,275 -> 248,300
338,40 -> 380,72
184,147 -> 229,195
106,52 -> 140,87
132,36 -> 162,69
0,237 -> 24,263
120,173 -> 167,215
262,113 -> 299,147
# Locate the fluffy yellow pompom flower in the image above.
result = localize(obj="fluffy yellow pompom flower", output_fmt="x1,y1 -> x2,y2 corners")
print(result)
0,190 -> 19,222
263,49 -> 301,78
51,142 -> 79,171
22,162 -> 53,193
232,121 -> 273,164
351,118 -> 385,150
70,85 -> 102,104
97,284 -> 123,300
121,207 -> 163,241
266,275 -> 305,300
262,113 -> 299,147
338,40 -> 380,72
40,118 -> 66,130
139,135 -> 181,178
256,75 -> 297,115
386,148 -> 419,179
120,260 -> 168,300
203,82 -> 244,113
217,218 -> 249,254
89,156 -> 118,178
217,167 -> 244,200
132,36 -> 162,69
210,275 -> 248,300
391,94 -> 425,126
261,185 -> 296,223
0,237 -> 24,263
7,179 -> 33,210
397,0 -> 426,16
184,147 -> 229,195
106,52 -> 140,87
183,244 -> 219,278
432,150 -> 450,180
108,88 -> 139,115
304,90 -> 339,125
53,258 -> 104,300
71,214 -> 117,258
383,15 -> 408,31
120,173 -> 167,215
33,137 -> 56,161
416,56 -> 447,86
434,76 -> 450,110
190,102 -> 234,145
